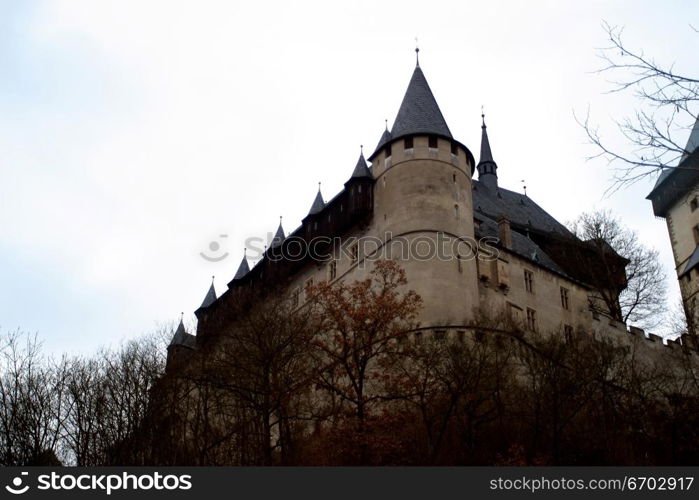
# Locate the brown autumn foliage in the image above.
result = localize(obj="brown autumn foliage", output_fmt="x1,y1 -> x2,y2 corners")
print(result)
3,260 -> 699,465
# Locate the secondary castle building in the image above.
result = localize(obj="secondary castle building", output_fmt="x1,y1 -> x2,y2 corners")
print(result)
647,118 -> 699,331
168,54 -> 675,367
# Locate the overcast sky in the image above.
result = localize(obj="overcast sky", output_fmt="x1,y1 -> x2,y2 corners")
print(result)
1,0 -> 697,354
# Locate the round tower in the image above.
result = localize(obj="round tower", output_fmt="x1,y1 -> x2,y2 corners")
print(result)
367,56 -> 479,326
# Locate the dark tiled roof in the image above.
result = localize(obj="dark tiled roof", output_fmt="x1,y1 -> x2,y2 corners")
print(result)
271,221 -> 285,247
479,120 -> 495,165
472,180 -> 572,236
648,116 -> 699,193
169,320 -> 196,349
199,282 -> 217,309
308,189 -> 325,215
374,128 -> 393,152
350,153 -> 372,179
233,255 -> 250,280
390,66 -> 452,140
476,214 -> 567,276
681,244 -> 699,277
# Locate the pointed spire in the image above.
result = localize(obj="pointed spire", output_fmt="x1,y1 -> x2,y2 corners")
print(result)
415,38 -> 420,67
374,120 -> 393,152
308,183 -> 325,215
350,146 -> 372,179
169,315 -> 188,347
477,110 -> 498,189
233,251 -> 250,280
389,64 -> 452,140
271,216 -> 285,247
199,277 -> 217,309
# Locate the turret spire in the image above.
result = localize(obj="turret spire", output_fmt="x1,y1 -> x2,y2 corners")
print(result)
350,146 -> 372,179
271,216 -> 285,247
308,183 -> 325,215
199,277 -> 217,309
388,63 -> 452,141
233,252 -> 250,280
477,110 -> 498,189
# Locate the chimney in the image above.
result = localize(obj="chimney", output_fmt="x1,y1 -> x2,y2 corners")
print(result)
498,215 -> 512,249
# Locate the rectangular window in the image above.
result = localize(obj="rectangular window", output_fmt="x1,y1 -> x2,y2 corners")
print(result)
564,324 -> 574,343
428,135 -> 438,148
434,329 -> 447,341
404,136 -> 413,150
329,261 -> 337,281
526,308 -> 537,332
691,197 -> 698,212
450,142 -> 458,155
560,287 -> 570,310
385,143 -> 392,158
456,330 -> 466,343
524,270 -> 534,293
414,331 -> 423,343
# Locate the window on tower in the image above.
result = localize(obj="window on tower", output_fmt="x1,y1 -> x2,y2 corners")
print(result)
450,142 -> 458,155
428,135 -> 438,149
385,143 -> 392,158
404,136 -> 413,150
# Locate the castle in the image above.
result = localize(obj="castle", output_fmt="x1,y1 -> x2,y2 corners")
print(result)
167,53 -> 685,366
647,117 -> 699,331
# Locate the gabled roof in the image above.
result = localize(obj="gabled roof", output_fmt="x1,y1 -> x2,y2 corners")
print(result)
390,65 -> 452,140
308,188 -> 325,215
199,282 -> 217,309
472,180 -> 572,236
233,255 -> 250,280
475,214 -> 567,276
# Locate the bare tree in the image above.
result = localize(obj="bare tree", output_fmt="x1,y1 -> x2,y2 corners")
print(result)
568,210 -> 667,328
0,330 -> 67,465
579,21 -> 698,190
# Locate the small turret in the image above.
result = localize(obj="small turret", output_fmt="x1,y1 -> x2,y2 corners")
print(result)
308,184 -> 325,215
233,253 -> 250,280
477,112 -> 498,189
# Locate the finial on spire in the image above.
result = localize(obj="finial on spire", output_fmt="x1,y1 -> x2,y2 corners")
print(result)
415,37 -> 420,67
318,181 -> 321,191
180,311 -> 184,322
481,105 -> 486,127
384,118 -> 388,131
360,144 -> 364,156
520,180 -> 527,196
211,275 -> 215,284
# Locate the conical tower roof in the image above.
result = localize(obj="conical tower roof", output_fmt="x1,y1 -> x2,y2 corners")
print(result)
233,254 -> 250,280
199,280 -> 217,309
350,149 -> 372,179
169,317 -> 188,346
390,65 -> 452,140
477,113 -> 498,188
308,186 -> 325,215
271,217 -> 285,247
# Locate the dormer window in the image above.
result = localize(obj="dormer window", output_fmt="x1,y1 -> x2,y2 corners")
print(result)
404,137 -> 413,150
428,135 -> 438,149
